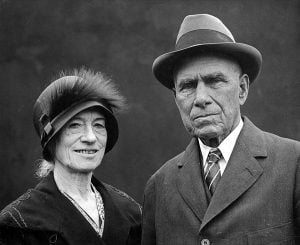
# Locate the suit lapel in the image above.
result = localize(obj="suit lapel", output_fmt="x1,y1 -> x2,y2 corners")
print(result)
200,117 -> 267,230
176,138 -> 209,222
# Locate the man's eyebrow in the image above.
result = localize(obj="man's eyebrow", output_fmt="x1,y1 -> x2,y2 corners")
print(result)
175,72 -> 228,87
176,75 -> 198,86
201,72 -> 227,81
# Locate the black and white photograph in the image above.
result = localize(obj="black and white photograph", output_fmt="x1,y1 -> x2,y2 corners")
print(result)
0,0 -> 299,244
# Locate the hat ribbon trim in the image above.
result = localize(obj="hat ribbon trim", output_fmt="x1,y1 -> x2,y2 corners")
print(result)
176,29 -> 234,50
39,114 -> 53,136
40,100 -> 113,148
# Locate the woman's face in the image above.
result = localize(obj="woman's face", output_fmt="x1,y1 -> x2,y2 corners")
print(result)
54,108 -> 107,173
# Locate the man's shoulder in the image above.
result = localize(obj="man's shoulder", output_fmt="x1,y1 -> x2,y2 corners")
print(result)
262,129 -> 299,145
156,151 -> 184,175
242,117 -> 300,155
145,150 -> 185,187
262,130 -> 300,155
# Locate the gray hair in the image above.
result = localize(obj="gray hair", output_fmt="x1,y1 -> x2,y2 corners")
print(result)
36,159 -> 54,178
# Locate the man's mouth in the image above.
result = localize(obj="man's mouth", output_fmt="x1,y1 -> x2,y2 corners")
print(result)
193,113 -> 217,120
74,150 -> 98,154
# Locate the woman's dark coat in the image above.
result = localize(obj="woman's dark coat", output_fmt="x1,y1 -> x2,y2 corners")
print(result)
0,173 -> 142,245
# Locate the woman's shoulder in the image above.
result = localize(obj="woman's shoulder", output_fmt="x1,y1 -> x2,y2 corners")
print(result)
0,175 -> 61,231
92,177 -> 142,218
0,189 -> 35,229
102,182 -> 142,229
105,183 -> 141,209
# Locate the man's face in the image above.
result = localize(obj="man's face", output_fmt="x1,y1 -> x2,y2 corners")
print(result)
174,55 -> 249,146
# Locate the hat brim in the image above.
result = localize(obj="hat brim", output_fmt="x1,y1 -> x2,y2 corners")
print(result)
152,42 -> 262,89
42,101 -> 118,156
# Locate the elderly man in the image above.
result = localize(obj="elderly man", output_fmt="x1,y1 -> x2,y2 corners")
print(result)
142,14 -> 300,245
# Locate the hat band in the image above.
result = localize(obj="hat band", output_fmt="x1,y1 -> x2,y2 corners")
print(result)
41,100 -> 113,148
176,29 -> 234,50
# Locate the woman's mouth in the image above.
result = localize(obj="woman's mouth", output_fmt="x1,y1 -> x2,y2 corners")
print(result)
74,150 -> 98,154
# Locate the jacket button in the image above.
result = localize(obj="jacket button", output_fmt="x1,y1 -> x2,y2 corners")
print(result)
201,238 -> 210,245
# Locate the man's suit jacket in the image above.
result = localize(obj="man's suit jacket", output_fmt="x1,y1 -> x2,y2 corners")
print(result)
142,117 -> 300,245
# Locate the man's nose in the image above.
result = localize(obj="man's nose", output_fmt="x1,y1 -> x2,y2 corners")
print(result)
193,83 -> 211,108
81,125 -> 97,143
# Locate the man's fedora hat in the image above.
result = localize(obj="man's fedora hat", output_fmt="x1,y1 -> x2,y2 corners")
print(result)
152,14 -> 262,89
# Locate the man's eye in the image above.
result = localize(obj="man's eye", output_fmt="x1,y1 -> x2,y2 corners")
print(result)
207,78 -> 226,85
180,81 -> 197,90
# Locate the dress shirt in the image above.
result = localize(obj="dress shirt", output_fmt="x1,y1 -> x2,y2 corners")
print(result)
198,118 -> 244,176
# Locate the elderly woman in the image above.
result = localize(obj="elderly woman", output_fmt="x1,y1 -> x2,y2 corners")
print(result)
0,69 -> 141,245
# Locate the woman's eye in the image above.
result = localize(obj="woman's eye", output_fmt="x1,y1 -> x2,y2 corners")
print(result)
68,122 -> 82,128
93,123 -> 106,134
94,123 -> 105,128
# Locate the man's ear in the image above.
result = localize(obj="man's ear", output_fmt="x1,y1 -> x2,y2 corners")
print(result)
171,87 -> 176,97
239,74 -> 249,105
172,87 -> 182,111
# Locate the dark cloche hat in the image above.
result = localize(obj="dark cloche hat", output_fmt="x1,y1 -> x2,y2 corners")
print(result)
152,14 -> 262,89
33,68 -> 126,159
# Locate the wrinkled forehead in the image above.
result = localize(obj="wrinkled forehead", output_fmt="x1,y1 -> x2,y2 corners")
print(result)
70,107 -> 106,121
173,53 -> 242,81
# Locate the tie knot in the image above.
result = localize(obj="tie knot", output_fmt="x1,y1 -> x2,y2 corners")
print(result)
207,148 -> 222,163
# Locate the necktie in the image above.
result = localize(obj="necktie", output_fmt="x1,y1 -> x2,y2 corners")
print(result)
204,148 -> 222,195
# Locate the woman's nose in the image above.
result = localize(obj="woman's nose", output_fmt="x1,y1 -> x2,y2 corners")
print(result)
81,125 -> 97,143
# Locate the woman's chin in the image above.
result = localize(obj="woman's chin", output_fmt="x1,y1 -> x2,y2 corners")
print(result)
67,160 -> 101,174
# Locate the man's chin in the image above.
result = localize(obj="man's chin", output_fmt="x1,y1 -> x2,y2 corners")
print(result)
193,127 -> 220,140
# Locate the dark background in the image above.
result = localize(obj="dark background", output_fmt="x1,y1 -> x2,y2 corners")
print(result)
0,0 -> 299,209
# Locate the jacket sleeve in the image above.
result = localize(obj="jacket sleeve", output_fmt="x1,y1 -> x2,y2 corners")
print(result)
126,198 -> 142,245
141,177 -> 156,245
0,227 -> 25,245
127,221 -> 142,245
295,152 -> 300,239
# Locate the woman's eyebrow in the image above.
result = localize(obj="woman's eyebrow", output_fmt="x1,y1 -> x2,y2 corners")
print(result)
93,117 -> 105,122
69,116 -> 84,121
71,115 -> 105,121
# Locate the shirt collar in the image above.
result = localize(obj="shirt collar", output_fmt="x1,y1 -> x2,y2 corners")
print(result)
198,118 -> 244,163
